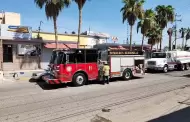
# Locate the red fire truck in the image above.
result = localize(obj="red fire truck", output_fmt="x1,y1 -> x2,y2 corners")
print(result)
34,45 -> 145,86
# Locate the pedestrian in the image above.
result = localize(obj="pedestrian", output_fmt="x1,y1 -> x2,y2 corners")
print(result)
103,61 -> 110,85
98,60 -> 104,81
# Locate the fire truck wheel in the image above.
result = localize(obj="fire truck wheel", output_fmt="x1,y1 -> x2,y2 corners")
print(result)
185,64 -> 189,70
180,64 -> 185,71
73,73 -> 86,86
122,69 -> 132,80
163,65 -> 168,73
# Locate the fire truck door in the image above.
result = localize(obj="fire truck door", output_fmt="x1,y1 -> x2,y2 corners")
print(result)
86,63 -> 98,80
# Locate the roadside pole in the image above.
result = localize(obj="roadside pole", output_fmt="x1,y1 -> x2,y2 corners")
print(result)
0,10 -> 4,83
173,13 -> 182,50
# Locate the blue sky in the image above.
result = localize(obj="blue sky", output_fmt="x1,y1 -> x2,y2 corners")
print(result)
0,0 -> 190,47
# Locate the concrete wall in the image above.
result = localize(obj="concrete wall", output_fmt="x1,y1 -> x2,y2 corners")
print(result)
3,41 -> 41,71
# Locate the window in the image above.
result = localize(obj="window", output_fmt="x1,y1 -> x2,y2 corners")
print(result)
86,50 -> 98,63
66,49 -> 98,63
152,53 -> 166,58
76,53 -> 85,63
67,53 -> 76,63
3,44 -> 13,62
17,44 -> 41,56
167,53 -> 171,58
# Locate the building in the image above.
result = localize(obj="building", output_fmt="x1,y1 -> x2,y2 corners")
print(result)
0,12 -> 21,25
0,11 -> 110,71
32,30 -> 109,48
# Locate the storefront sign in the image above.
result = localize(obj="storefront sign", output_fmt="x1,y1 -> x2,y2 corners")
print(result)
0,24 -> 32,40
17,44 -> 41,56
108,51 -> 143,55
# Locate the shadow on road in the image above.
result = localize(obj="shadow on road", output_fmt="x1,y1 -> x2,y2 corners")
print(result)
147,107 -> 190,122
29,77 -> 143,90
183,74 -> 190,78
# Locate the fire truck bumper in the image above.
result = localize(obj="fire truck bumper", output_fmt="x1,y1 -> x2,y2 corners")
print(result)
42,75 -> 61,84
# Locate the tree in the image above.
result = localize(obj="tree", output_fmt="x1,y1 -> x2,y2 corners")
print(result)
155,5 -> 175,50
185,28 -> 190,47
167,28 -> 173,51
179,27 -> 187,50
35,0 -> 71,49
121,0 -> 145,51
146,26 -> 162,50
74,0 -> 87,48
137,9 -> 155,51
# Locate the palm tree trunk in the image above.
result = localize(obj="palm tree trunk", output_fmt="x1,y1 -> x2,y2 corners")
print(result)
160,32 -> 162,51
53,16 -> 58,49
77,7 -> 82,48
151,44 -> 153,51
182,37 -> 185,50
159,31 -> 163,51
130,25 -> 133,51
141,35 -> 145,51
169,33 -> 172,51
185,39 -> 188,48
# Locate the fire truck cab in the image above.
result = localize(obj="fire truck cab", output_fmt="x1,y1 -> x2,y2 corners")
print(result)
42,48 -> 99,86
41,45 -> 145,86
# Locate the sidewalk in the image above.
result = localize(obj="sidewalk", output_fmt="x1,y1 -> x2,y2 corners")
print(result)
2,69 -> 45,83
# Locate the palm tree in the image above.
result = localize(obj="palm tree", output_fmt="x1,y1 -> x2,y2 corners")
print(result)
167,28 -> 173,51
35,0 -> 70,49
121,0 -> 145,51
179,27 -> 187,50
185,28 -> 190,47
146,26 -> 162,50
74,0 -> 87,48
137,9 -> 155,51
155,5 -> 175,50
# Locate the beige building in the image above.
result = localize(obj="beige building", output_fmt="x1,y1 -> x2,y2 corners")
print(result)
0,12 -> 21,25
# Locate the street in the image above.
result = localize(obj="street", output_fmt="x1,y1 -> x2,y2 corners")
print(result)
0,71 -> 190,122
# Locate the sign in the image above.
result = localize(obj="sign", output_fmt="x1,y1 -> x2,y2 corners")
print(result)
0,24 -> 32,40
87,31 -> 110,38
17,44 -> 41,56
108,51 -> 143,55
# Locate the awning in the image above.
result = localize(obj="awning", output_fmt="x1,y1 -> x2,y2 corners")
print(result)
44,43 -> 77,49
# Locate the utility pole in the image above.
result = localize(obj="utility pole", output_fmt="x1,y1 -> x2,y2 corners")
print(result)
88,26 -> 91,33
173,13 -> 182,50
0,10 -> 4,71
37,21 -> 43,39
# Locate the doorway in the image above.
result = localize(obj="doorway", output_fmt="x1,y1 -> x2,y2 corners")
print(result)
3,44 -> 13,62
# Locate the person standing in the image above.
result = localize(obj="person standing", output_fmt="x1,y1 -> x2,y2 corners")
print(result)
103,62 -> 110,85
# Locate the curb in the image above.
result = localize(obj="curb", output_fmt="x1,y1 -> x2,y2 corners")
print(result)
15,77 -> 31,82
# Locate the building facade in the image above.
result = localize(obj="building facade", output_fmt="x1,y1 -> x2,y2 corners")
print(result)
32,31 -> 110,69
32,31 -> 109,48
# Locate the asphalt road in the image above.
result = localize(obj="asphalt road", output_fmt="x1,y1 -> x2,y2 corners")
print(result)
0,70 -> 190,122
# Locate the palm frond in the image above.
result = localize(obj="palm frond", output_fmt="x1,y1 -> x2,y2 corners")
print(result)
34,0 -> 47,8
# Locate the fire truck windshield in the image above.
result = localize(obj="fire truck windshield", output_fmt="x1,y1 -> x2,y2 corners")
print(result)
55,52 -> 65,64
50,51 -> 66,64
50,51 -> 57,64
